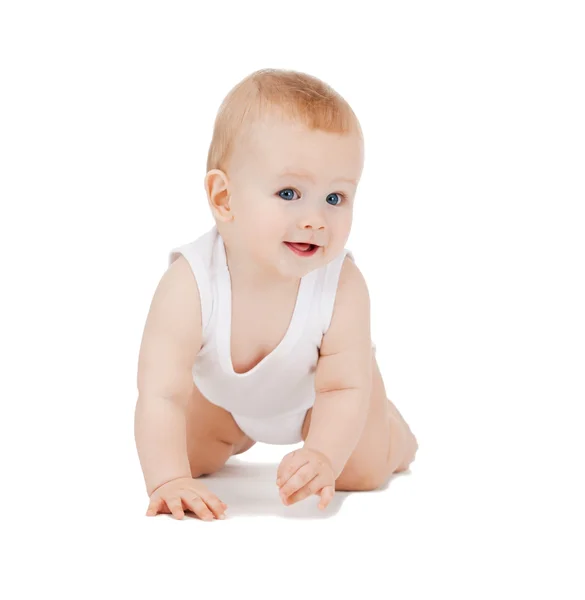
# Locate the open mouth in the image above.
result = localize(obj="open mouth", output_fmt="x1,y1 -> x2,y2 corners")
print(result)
284,242 -> 319,257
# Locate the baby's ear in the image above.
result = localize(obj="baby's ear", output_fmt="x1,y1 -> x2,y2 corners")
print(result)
204,169 -> 233,222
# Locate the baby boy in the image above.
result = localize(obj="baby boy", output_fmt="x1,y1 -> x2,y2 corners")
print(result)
134,68 -> 418,520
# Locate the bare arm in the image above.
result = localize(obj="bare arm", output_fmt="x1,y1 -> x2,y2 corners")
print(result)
303,257 -> 373,479
134,255 -> 202,496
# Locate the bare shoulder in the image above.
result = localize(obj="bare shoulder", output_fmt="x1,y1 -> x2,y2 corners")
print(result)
320,255 -> 371,355
146,255 -> 202,340
337,254 -> 369,308
315,256 -> 372,392
136,255 -> 202,399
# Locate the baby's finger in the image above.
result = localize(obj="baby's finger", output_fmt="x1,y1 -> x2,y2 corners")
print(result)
181,494 -> 215,521
280,463 -> 317,502
318,485 -> 335,510
277,451 -> 309,487
198,492 -> 227,519
285,473 -> 322,506
165,496 -> 185,520
146,496 -> 162,516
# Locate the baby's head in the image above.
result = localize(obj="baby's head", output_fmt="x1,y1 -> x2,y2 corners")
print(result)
204,68 -> 364,281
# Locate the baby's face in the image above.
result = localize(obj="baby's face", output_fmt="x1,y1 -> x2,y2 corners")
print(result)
226,112 -> 364,279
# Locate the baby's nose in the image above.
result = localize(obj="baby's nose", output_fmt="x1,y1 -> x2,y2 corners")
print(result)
299,210 -> 326,231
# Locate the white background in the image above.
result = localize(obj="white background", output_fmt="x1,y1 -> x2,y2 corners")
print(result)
1,1 -> 583,598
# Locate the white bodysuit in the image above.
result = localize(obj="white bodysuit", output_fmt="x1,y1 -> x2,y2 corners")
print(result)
168,225 -> 375,445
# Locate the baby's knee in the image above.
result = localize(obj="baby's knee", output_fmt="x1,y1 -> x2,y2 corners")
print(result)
188,438 -> 235,478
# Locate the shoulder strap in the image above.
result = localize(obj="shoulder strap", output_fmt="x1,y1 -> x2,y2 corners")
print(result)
320,248 -> 355,335
168,242 -> 212,343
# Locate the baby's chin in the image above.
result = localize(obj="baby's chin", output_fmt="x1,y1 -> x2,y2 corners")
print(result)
275,243 -> 324,277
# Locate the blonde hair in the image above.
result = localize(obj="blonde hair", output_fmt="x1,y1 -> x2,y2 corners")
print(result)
206,68 -> 362,174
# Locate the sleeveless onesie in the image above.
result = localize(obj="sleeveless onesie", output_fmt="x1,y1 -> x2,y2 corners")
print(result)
168,225 -> 375,444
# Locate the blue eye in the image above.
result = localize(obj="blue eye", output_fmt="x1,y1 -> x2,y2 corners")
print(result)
278,188 -> 298,201
278,188 -> 346,205
326,193 -> 343,206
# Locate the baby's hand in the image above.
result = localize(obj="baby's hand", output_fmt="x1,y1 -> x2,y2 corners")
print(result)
276,448 -> 335,510
146,477 -> 228,521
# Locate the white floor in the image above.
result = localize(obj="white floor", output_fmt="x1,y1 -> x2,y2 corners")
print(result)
7,417 -> 581,599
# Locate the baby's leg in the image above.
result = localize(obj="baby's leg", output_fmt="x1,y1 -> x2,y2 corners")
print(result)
185,384 -> 256,477
232,437 -> 256,455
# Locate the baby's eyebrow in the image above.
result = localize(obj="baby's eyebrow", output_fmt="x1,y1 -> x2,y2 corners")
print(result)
277,170 -> 357,186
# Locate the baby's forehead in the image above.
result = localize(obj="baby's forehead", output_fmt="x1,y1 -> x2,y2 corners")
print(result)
230,116 -> 362,174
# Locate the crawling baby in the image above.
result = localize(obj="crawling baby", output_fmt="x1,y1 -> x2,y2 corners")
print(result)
134,68 -> 418,521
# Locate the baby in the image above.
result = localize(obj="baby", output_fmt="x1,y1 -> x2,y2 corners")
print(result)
134,68 -> 418,521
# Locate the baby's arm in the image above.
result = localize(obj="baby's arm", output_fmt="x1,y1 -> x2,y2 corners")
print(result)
303,258 -> 373,478
134,256 -> 202,496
